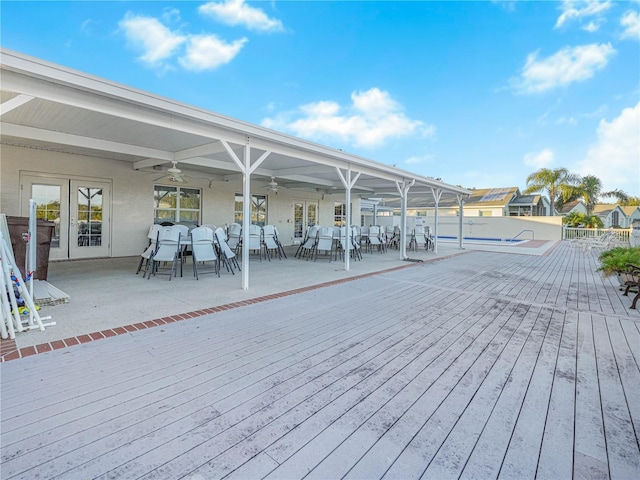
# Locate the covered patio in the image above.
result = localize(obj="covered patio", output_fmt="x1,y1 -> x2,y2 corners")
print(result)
1,242 -> 638,479
1,48 -> 471,292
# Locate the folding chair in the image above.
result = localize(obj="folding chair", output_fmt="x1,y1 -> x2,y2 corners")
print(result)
191,226 -> 219,279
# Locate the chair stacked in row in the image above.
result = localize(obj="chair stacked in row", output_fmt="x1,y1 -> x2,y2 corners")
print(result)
137,224 -> 240,280
225,223 -> 287,261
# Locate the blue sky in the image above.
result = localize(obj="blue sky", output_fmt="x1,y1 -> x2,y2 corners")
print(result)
2,0 -> 639,197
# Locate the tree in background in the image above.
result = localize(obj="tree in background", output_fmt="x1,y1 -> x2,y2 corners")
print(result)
621,196 -> 640,206
523,168 -> 580,216
566,175 -> 629,215
563,211 -> 604,228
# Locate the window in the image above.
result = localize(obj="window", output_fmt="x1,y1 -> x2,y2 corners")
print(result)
611,211 -> 619,227
334,202 -> 347,227
479,210 -> 493,217
154,185 -> 201,224
234,194 -> 267,226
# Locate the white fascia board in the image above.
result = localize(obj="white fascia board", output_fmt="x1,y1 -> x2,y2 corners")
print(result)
1,70 -> 248,146
1,122 -> 173,160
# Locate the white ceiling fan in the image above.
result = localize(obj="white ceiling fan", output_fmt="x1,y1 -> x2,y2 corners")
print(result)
265,176 -> 279,193
153,161 -> 187,183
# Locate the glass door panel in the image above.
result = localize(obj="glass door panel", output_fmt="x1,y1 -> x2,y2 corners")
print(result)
293,201 -> 318,243
69,180 -> 110,258
21,176 -> 69,260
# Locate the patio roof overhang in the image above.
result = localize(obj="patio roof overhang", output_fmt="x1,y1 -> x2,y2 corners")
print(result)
0,48 -> 470,202
1,48 -> 471,288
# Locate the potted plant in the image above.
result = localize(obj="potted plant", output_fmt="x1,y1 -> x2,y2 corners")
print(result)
597,246 -> 640,279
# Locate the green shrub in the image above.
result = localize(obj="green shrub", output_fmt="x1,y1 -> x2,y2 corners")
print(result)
597,246 -> 640,277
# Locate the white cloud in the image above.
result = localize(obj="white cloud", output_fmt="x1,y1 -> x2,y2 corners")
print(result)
179,34 -> 247,71
261,88 -> 434,149
199,0 -> 284,32
555,0 -> 612,29
162,8 -> 181,24
119,13 -> 186,66
523,148 -> 555,168
582,21 -> 600,33
512,43 -> 615,94
576,102 -> 640,195
81,19 -> 93,35
119,11 -> 247,72
620,10 -> 640,40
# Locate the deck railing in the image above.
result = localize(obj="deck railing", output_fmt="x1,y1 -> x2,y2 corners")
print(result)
563,227 -> 630,243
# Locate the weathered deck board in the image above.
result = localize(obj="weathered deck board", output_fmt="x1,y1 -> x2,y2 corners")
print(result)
2,241 -> 639,480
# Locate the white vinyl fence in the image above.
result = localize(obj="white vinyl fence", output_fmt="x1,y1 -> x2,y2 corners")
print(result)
563,227 -> 630,244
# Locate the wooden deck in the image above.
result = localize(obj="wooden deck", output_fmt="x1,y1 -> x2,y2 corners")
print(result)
1,242 -> 639,479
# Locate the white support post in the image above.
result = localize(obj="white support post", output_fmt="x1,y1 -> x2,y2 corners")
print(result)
396,179 -> 414,259
431,187 -> 442,254
457,194 -> 466,250
222,138 -> 271,290
28,199 -> 37,325
241,143 -> 251,290
335,166 -> 361,271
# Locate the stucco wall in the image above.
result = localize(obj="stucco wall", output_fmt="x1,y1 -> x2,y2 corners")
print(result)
0,144 -> 347,257
435,215 -> 563,241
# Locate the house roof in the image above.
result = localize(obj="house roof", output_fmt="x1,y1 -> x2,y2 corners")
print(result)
376,186 -> 521,210
508,194 -> 542,206
0,48 -> 470,205
558,199 -> 585,214
620,205 -> 640,216
593,204 -> 620,215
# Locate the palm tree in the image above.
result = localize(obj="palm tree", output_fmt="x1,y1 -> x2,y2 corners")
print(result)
523,168 -> 580,216
574,175 -> 629,215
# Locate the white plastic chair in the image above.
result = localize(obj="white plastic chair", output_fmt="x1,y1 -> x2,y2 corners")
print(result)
262,225 -> 282,260
414,225 -> 428,250
299,225 -> 320,259
136,224 -> 161,275
273,226 -> 288,259
351,226 -> 363,260
145,226 -> 181,280
247,224 -> 263,261
214,227 -> 240,274
314,227 -> 334,261
190,226 -> 219,279
368,225 -> 384,253
359,226 -> 369,249
227,223 -> 242,252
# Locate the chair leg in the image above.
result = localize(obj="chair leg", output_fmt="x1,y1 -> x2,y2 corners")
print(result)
631,290 -> 639,309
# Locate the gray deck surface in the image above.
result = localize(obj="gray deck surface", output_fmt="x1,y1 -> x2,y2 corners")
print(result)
1,242 -> 639,479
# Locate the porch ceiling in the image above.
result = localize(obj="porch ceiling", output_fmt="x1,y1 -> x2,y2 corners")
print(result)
0,49 -> 470,205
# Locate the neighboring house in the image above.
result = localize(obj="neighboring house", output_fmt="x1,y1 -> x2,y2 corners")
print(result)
557,199 -> 587,217
507,194 -> 550,217
593,204 -> 628,228
620,206 -> 640,228
458,187 -> 520,217
373,187 -> 561,218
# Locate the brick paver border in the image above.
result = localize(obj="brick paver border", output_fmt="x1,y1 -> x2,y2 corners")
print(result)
0,253 -> 468,362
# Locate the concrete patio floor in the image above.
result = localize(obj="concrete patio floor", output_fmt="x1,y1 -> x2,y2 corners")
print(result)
1,241 -> 638,479
2,240 -> 553,352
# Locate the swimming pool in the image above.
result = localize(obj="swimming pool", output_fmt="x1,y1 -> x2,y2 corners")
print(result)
437,236 -> 527,245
